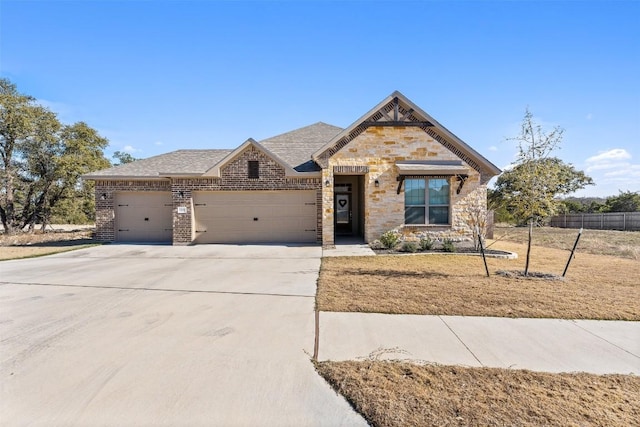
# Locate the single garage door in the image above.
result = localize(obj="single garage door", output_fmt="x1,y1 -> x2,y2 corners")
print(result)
193,190 -> 317,244
115,192 -> 173,243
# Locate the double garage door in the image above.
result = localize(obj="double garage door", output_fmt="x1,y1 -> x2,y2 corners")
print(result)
193,190 -> 317,244
114,190 -> 317,244
115,192 -> 173,243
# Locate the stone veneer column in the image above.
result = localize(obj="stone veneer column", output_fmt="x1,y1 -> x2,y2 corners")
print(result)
321,168 -> 334,247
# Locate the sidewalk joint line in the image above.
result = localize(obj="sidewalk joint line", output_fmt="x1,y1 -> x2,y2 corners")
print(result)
0,281 -> 315,299
438,316 -> 484,367
569,320 -> 640,359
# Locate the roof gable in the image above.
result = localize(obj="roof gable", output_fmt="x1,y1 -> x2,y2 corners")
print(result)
203,138 -> 301,177
312,91 -> 501,177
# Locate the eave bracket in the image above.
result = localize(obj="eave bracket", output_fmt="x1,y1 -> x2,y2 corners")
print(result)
456,174 -> 469,194
396,176 -> 405,194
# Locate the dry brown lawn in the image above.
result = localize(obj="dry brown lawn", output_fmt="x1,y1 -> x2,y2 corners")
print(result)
0,230 -> 97,260
318,241 -> 640,320
317,228 -> 640,425
316,361 -> 640,427
494,225 -> 640,260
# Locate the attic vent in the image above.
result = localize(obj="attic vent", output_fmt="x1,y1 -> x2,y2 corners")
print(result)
248,160 -> 259,179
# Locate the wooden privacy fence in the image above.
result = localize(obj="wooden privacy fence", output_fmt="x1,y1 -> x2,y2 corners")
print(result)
550,212 -> 640,231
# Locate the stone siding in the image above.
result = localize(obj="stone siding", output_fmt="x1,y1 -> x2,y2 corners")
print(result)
324,126 -> 485,245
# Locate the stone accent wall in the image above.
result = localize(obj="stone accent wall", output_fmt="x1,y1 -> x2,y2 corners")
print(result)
94,179 -> 171,242
325,126 -> 486,244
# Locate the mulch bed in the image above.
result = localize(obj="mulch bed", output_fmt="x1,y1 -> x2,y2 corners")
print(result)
372,247 -> 512,256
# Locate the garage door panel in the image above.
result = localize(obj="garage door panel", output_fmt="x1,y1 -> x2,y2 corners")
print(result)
193,190 -> 317,244
116,192 -> 173,243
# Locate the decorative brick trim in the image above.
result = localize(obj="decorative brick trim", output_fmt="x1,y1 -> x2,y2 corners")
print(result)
333,165 -> 369,174
421,126 -> 483,175
317,99 -> 423,167
285,178 -> 322,185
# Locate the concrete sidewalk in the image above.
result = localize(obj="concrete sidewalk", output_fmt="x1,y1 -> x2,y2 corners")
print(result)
323,243 -> 375,257
318,312 -> 640,375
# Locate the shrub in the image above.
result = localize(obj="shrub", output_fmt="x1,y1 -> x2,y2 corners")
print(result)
379,230 -> 400,249
419,237 -> 434,251
401,241 -> 418,253
442,238 -> 456,253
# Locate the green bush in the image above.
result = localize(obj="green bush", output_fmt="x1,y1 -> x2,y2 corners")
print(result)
442,238 -> 456,253
401,241 -> 418,253
380,231 -> 400,249
419,237 -> 434,251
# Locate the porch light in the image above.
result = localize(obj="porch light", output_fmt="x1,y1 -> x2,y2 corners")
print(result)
325,179 -> 331,187
100,193 -> 107,200
178,191 -> 185,198
374,179 -> 380,187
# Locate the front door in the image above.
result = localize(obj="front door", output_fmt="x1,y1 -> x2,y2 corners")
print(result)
335,193 -> 352,234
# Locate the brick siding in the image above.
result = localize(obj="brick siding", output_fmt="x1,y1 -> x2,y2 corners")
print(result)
95,147 -> 322,245
94,180 -> 171,242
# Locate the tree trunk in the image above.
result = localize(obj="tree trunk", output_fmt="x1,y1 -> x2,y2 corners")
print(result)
1,136 -> 17,234
1,164 -> 16,234
524,219 -> 533,276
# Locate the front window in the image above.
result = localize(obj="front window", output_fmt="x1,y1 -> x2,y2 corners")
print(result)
404,178 -> 450,224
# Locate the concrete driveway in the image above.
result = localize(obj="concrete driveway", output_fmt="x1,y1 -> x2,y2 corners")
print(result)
0,245 -> 366,426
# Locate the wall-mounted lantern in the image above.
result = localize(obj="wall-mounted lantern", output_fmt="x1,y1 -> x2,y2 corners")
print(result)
374,179 -> 380,188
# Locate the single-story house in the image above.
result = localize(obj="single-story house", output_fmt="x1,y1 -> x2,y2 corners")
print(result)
84,91 -> 501,247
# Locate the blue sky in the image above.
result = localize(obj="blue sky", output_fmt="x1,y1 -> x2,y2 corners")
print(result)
1,0 -> 638,197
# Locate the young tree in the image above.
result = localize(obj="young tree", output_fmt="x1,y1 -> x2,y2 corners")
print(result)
492,157 -> 594,224
495,109 -> 593,275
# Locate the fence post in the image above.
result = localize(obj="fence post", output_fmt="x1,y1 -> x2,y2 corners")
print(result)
601,213 -> 604,230
623,213 -> 626,231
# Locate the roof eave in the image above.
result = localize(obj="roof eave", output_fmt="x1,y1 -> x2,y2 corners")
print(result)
82,174 -> 168,181
312,92 -> 398,162
158,172 -> 206,178
401,96 -> 502,176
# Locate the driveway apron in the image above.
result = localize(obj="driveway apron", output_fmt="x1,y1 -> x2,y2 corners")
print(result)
0,245 -> 366,426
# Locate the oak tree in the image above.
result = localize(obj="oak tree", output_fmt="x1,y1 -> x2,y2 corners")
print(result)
0,78 -> 110,232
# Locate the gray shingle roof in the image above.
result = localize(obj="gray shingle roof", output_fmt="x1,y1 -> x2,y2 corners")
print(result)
85,149 -> 233,178
85,122 -> 342,178
260,122 -> 343,172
